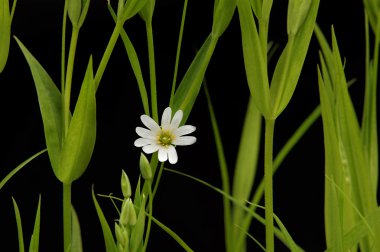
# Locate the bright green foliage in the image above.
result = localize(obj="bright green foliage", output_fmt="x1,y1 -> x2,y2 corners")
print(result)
71,207 -> 83,252
92,187 -> 119,252
287,0 -> 311,35
317,27 -> 380,251
212,0 -> 236,38
0,0 -> 15,73
67,0 -> 90,28
117,0 -> 149,22
12,198 -> 25,252
362,0 -> 380,32
59,58 -> 96,183
15,37 -> 64,178
28,196 -> 41,252
139,0 -> 155,22
269,0 -> 319,118
231,97 -> 261,250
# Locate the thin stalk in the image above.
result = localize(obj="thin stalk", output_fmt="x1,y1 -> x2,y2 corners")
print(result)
152,162 -> 164,198
146,22 -> 158,122
63,27 -> 80,136
169,0 -> 188,106
61,0 -> 68,93
204,85 -> 231,252
264,118 -> 275,252
143,181 -> 153,252
94,20 -> 124,91
63,183 -> 72,252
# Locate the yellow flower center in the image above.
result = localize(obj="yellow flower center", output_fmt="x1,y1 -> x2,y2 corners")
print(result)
157,130 -> 174,147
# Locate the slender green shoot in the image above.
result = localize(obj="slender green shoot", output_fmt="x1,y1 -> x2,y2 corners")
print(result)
12,197 -> 25,252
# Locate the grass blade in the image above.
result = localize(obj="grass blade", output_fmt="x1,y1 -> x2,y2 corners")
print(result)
12,198 -> 25,252
28,195 -> 41,252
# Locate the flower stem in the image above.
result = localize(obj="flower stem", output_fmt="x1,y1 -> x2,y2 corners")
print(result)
94,20 -> 123,91
264,118 -> 275,252
146,22 -> 158,122
63,26 -> 80,136
63,183 -> 72,252
143,181 -> 153,252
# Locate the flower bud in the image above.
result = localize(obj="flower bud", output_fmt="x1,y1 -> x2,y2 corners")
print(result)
68,0 -> 90,28
139,153 -> 152,180
115,223 -> 129,248
120,198 -> 137,226
287,0 -> 311,35
121,170 -> 132,199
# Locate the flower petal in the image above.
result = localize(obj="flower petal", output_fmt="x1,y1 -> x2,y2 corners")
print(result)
143,144 -> 160,154
167,145 -> 178,164
174,125 -> 196,137
170,110 -> 183,129
141,115 -> 160,132
158,147 -> 168,162
134,138 -> 155,147
172,136 -> 196,146
136,127 -> 157,140
161,107 -> 172,129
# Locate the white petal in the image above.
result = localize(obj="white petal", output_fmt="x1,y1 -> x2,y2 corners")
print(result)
134,138 -> 155,147
172,136 -> 196,146
174,125 -> 196,137
158,147 -> 168,162
141,115 -> 160,132
161,107 -> 172,129
142,144 -> 160,154
170,110 -> 183,129
167,145 -> 178,164
136,127 -> 157,140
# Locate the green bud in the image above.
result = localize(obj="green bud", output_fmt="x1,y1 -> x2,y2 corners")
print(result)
0,0 -> 11,73
115,223 -> 129,248
120,198 -> 137,226
139,153 -> 152,180
287,0 -> 311,35
121,170 -> 132,198
68,0 -> 90,28
139,0 -> 155,22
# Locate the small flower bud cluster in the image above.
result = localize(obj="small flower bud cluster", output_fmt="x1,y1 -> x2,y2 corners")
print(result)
116,170 -> 137,252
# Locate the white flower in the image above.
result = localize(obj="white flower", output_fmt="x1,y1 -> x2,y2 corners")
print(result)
134,107 -> 196,164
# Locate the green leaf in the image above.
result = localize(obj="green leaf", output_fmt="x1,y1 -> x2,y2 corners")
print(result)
71,206 -> 83,252
119,0 -> 149,22
107,4 -> 150,116
0,0 -> 11,73
171,35 -> 218,123
237,0 -> 270,117
14,37 -> 63,177
130,196 -> 146,252
12,198 -> 25,252
78,0 -> 91,28
28,195 -> 41,252
0,149 -> 47,191
273,214 -> 303,252
231,96 -> 261,245
92,186 -> 118,252
269,0 -> 320,118
212,0 -> 236,38
59,57 -> 96,183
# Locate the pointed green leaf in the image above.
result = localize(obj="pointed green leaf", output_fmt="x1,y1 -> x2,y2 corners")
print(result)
0,0 -> 11,73
71,206 -> 83,252
28,195 -> 41,252
130,196 -> 146,252
78,0 -> 91,28
269,0 -> 319,118
212,0 -> 236,38
59,57 -> 96,183
273,214 -> 303,252
231,97 -> 261,244
14,37 -> 63,177
12,198 -> 25,252
171,35 -> 218,123
0,149 -> 47,191
237,0 -> 270,117
92,187 -> 118,252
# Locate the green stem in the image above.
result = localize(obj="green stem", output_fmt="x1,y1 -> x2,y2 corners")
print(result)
143,181 -> 153,252
152,162 -> 164,198
264,118 -> 275,252
94,20 -> 124,91
63,26 -> 80,136
63,183 -> 72,252
61,0 -> 68,94
146,22 -> 158,122
169,0 -> 188,106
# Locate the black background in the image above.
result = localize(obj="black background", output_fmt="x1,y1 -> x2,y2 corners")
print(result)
0,0 -> 374,251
